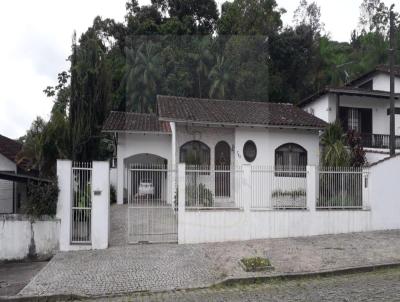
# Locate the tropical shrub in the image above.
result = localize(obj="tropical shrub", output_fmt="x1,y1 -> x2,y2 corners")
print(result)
24,179 -> 59,218
321,123 -> 350,167
346,130 -> 366,167
174,183 -> 214,208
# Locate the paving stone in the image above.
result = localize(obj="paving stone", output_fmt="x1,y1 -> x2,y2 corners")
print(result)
18,227 -> 400,297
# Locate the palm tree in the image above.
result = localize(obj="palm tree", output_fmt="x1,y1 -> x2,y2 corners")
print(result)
321,122 -> 350,167
189,37 -> 213,98
125,42 -> 161,112
209,55 -> 232,99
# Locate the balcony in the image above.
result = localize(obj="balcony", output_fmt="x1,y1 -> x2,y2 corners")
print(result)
360,133 -> 400,149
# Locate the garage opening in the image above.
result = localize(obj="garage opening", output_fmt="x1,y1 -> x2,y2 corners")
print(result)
123,154 -> 177,244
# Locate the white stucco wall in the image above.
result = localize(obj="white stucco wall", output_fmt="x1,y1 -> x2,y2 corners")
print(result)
234,127 -> 320,166
372,73 -> 400,93
0,153 -> 16,171
303,93 -> 400,136
0,215 -> 60,261
303,94 -> 336,123
116,133 -> 172,204
175,125 -> 235,167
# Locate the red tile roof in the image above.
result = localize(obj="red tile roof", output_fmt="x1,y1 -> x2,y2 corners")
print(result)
346,64 -> 400,87
103,111 -> 171,133
157,95 -> 327,129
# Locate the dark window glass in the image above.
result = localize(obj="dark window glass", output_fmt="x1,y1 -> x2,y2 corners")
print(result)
275,143 -> 307,177
179,141 -> 210,167
243,140 -> 257,162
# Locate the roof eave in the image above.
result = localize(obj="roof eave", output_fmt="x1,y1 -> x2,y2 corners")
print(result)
158,117 -> 325,131
299,89 -> 400,108
102,129 -> 171,135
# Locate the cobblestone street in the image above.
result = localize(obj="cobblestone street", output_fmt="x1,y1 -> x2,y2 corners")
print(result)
18,230 -> 400,298
87,267 -> 400,302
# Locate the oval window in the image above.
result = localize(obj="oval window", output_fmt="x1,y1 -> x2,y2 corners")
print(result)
243,140 -> 257,162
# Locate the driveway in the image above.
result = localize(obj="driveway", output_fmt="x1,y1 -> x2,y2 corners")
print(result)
19,230 -> 400,298
110,204 -> 177,246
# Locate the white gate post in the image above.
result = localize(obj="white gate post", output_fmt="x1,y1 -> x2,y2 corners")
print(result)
362,168 -> 370,209
57,159 -> 72,251
178,163 -> 186,244
91,161 -> 110,249
306,165 -> 317,212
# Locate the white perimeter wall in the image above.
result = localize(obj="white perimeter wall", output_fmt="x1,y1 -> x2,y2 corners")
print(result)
0,215 -> 60,261
116,133 -> 172,204
179,156 -> 400,244
365,150 -> 389,164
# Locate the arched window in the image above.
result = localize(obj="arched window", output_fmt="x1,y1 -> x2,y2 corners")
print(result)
275,143 -> 307,177
180,141 -> 210,167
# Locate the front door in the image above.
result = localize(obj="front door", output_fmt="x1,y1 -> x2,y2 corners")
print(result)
215,141 -> 231,197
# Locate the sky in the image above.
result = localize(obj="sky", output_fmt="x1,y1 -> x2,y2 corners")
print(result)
0,0 -> 396,139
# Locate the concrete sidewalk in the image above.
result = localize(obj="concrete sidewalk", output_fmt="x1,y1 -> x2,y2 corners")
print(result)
17,230 -> 400,298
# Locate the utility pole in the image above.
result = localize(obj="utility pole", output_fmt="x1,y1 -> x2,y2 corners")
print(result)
389,4 -> 396,156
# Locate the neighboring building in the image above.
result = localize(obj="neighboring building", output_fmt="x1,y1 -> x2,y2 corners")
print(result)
299,65 -> 400,163
0,134 -> 30,213
103,95 -> 327,204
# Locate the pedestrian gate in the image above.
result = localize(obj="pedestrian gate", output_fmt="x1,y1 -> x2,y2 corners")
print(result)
127,165 -> 177,243
71,162 -> 92,244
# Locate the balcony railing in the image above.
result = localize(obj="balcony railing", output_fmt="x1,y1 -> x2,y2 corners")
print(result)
360,133 -> 400,149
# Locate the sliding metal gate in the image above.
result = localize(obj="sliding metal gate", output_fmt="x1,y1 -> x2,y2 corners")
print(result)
71,162 -> 92,244
127,165 -> 177,244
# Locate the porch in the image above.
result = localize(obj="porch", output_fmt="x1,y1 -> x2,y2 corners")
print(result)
360,133 -> 400,149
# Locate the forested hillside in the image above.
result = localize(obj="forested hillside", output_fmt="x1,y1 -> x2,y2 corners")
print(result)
18,0 -> 400,176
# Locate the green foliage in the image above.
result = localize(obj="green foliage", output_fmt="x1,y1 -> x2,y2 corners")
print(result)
321,123 -> 350,167
322,123 -> 367,168
19,0 -> 400,175
346,130 -> 367,167
271,189 -> 306,198
240,257 -> 272,272
24,180 -> 59,218
174,183 -> 214,208
70,29 -> 113,161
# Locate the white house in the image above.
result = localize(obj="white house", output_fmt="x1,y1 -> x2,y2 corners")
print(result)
103,95 -> 327,206
299,65 -> 400,163
0,134 -> 29,213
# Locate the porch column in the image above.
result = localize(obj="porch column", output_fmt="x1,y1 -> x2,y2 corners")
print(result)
335,93 -> 340,122
91,161 -> 110,249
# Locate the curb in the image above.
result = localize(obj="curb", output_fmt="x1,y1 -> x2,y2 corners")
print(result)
2,262 -> 400,301
220,261 -> 400,286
